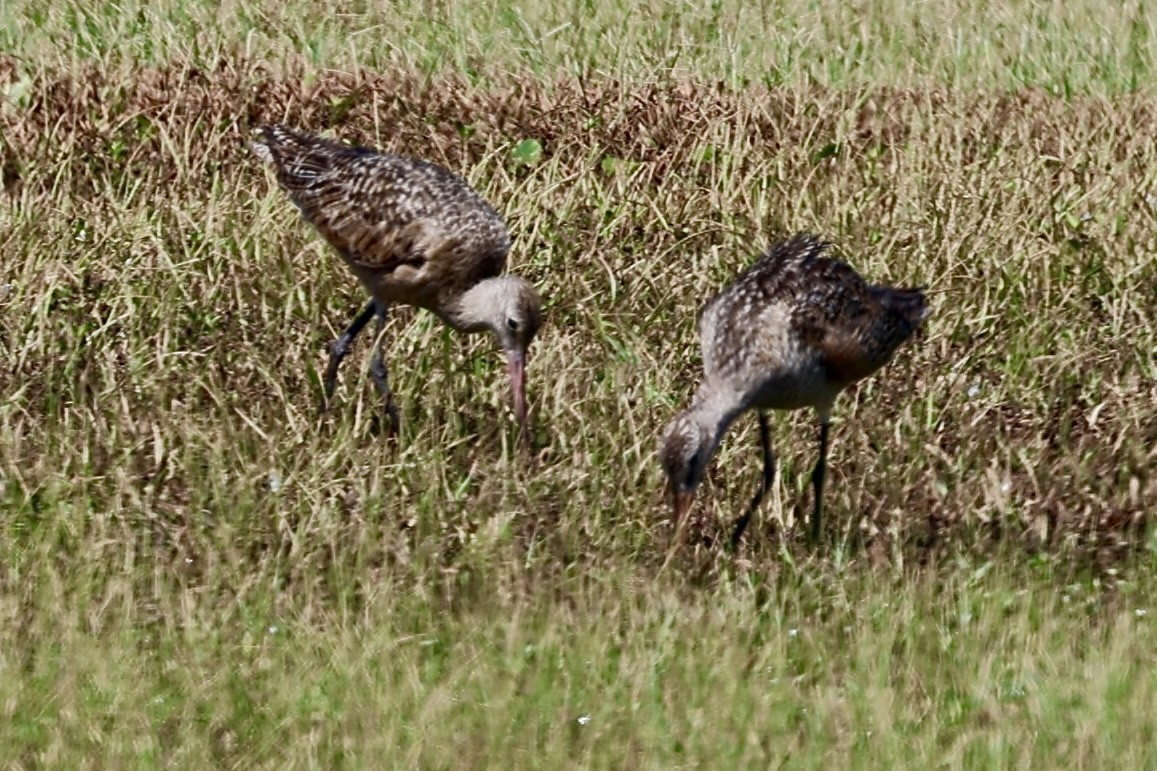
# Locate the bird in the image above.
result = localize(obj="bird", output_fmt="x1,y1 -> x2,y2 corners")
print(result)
657,233 -> 927,548
250,124 -> 542,439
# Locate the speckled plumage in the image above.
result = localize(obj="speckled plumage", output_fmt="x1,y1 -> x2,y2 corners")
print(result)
659,233 -> 926,547
697,233 -> 923,414
253,124 -> 541,437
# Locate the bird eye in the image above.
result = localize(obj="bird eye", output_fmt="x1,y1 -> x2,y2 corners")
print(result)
507,318 -> 519,332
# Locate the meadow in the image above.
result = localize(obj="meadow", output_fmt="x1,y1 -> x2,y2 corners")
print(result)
0,0 -> 1155,766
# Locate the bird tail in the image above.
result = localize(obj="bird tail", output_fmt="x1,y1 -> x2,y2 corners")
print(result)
249,137 -> 274,164
248,124 -> 340,193
874,286 -> 928,330
248,124 -> 296,165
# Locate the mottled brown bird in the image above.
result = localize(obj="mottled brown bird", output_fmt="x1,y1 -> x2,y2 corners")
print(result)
252,124 -> 542,437
658,233 -> 927,547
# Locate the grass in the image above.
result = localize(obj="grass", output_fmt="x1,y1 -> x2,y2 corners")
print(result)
1,1 -> 1156,766
2,563 -> 1155,767
1,0 -> 1156,92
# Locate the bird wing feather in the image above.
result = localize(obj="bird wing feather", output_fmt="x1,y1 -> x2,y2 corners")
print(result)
698,234 -> 882,384
255,125 -> 510,283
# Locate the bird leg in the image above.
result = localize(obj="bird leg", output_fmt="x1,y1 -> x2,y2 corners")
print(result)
368,303 -> 402,436
810,421 -> 830,544
730,411 -> 775,549
321,299 -> 377,411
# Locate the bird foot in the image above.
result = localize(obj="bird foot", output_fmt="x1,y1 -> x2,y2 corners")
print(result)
369,408 -> 401,438
364,390 -> 401,437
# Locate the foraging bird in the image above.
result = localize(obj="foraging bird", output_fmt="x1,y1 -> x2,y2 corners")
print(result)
657,233 -> 926,547
251,124 -> 542,438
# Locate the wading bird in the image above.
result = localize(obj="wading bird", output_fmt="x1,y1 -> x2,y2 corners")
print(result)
252,124 -> 542,439
658,233 -> 926,548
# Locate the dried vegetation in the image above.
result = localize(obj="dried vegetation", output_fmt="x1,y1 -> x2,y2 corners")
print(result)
2,59 -> 1152,579
1,48 -> 1156,767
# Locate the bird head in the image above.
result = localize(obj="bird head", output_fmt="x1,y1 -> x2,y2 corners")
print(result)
487,277 -> 543,439
657,411 -> 715,527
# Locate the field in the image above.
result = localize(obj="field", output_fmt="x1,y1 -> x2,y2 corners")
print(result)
1,0 -> 1156,766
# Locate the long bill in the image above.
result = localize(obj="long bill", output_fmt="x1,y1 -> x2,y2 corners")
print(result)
671,485 -> 693,539
506,349 -> 528,441
661,482 -> 695,566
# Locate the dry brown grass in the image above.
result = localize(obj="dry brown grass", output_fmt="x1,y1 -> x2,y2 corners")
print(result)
1,53 -> 1156,767
2,60 -> 1153,572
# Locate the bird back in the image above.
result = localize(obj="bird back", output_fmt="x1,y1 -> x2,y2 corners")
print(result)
700,234 -> 925,390
252,125 -> 511,295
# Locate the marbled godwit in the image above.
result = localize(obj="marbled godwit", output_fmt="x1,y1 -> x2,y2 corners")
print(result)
658,233 -> 926,547
252,124 -> 542,438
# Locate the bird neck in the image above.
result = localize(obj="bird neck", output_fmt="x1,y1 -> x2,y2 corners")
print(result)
446,279 -> 504,335
688,383 -> 745,455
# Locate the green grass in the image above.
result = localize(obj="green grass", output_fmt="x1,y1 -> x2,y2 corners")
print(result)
1,0 -> 1156,92
1,1 -> 1156,766
2,561 -> 1155,767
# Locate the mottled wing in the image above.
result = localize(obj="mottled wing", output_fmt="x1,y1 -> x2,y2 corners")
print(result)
698,235 -> 826,360
788,248 -> 882,385
255,125 -> 510,285
698,234 -> 876,383
786,244 -> 875,347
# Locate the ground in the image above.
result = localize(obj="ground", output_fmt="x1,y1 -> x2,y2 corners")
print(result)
0,0 -> 1155,766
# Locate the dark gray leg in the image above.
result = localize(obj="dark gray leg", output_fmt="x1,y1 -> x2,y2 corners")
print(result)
730,411 -> 775,549
811,421 -> 830,544
368,304 -> 401,435
321,299 -> 377,410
